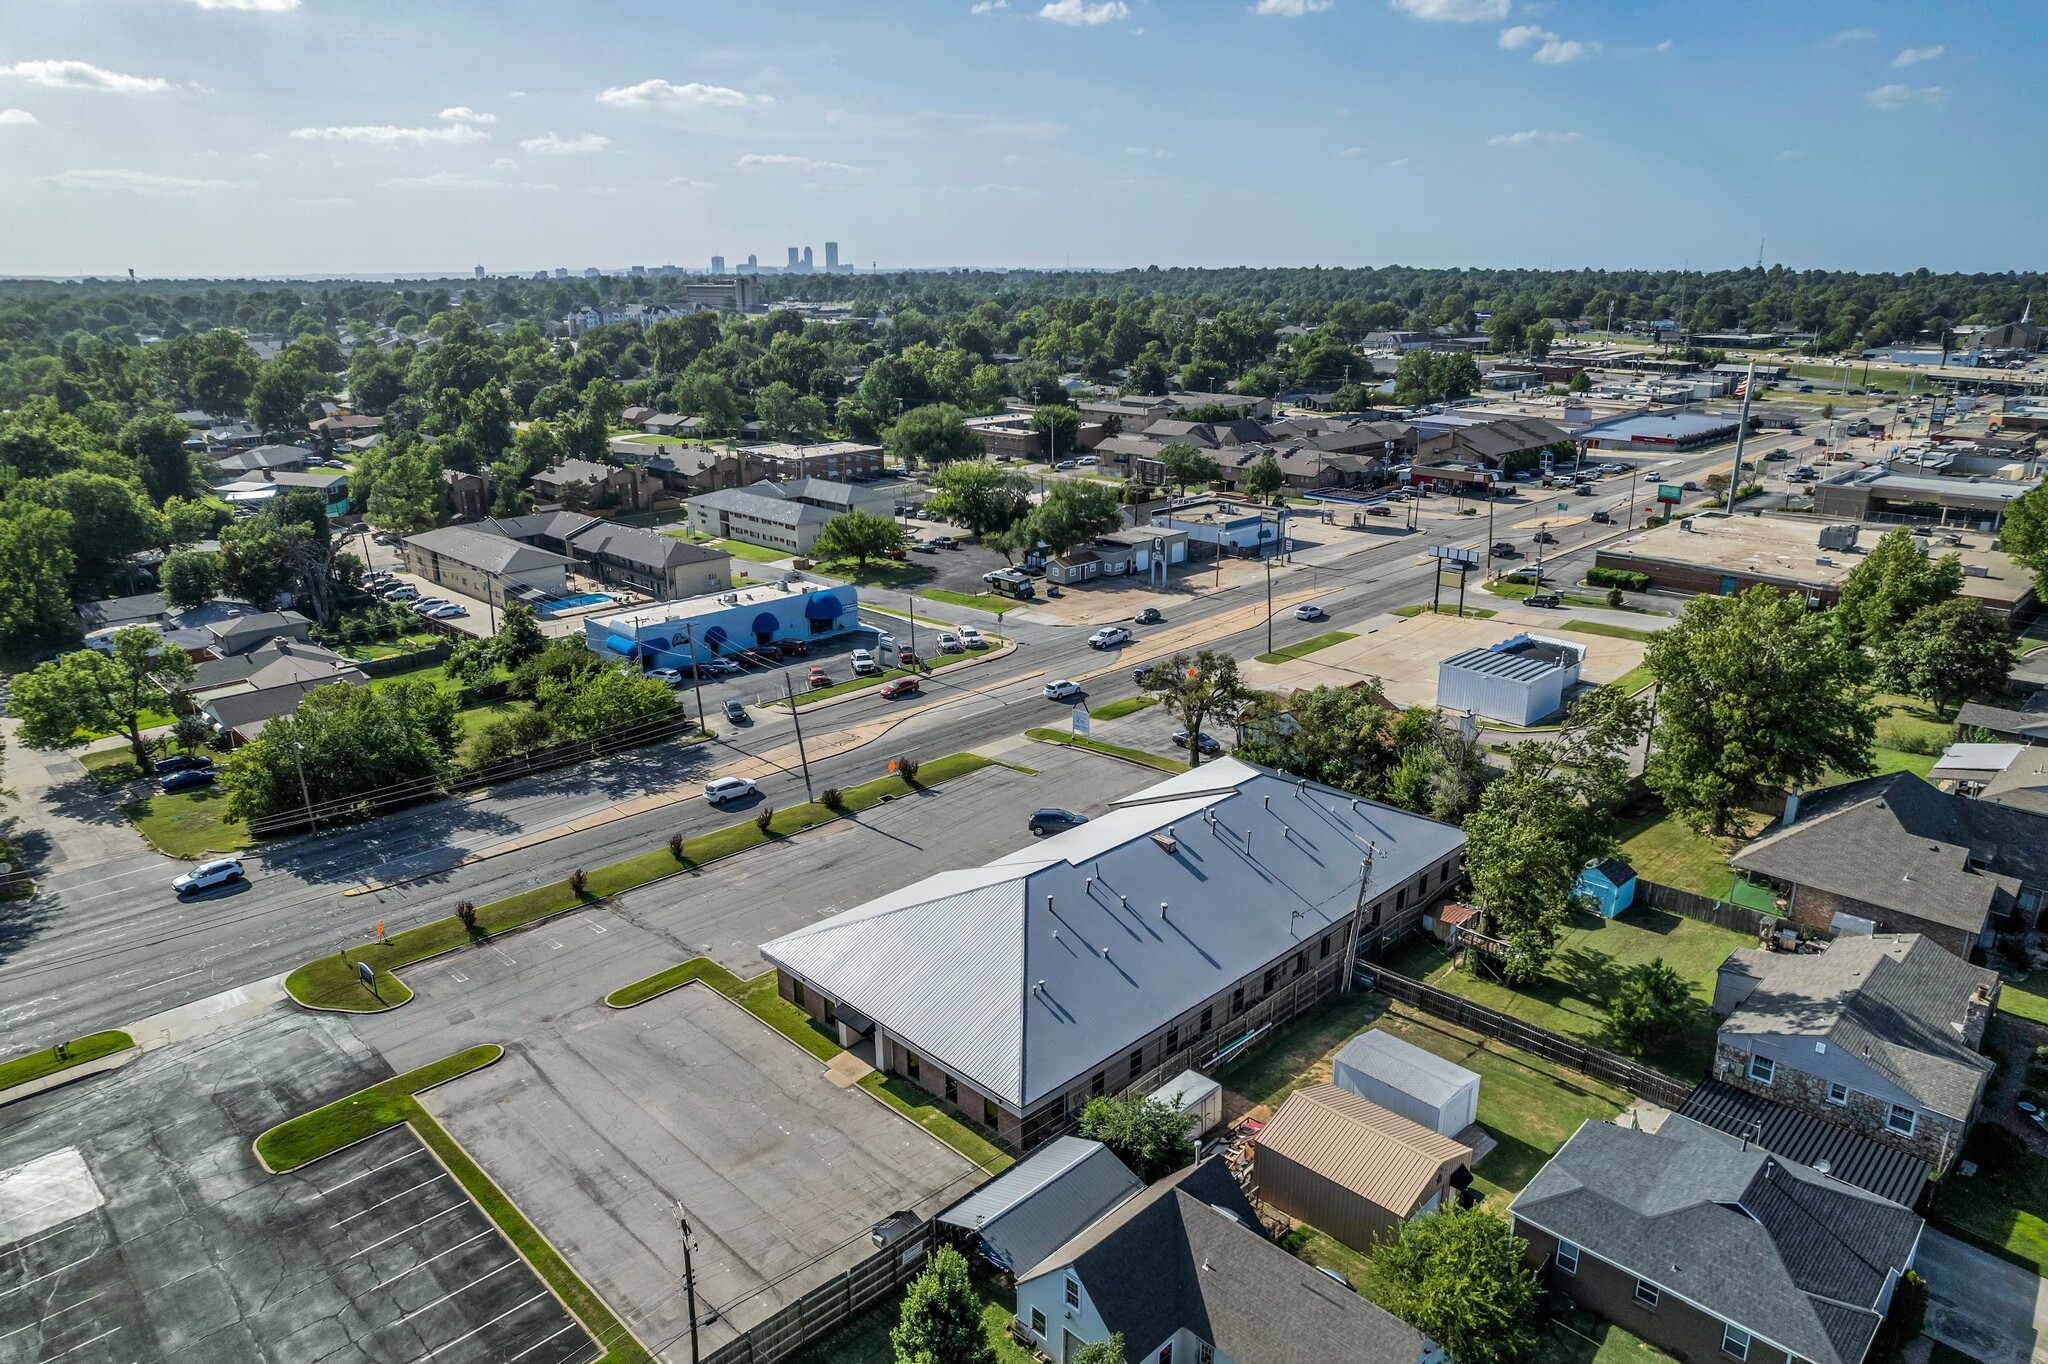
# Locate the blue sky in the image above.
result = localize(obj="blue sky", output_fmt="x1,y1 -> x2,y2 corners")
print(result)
0,0 -> 2034,277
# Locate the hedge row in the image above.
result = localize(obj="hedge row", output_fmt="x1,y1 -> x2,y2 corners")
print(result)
1586,566 -> 1650,592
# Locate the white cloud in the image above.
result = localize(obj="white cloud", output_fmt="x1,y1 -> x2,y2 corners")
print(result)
185,0 -> 298,8
0,60 -> 171,93
521,131 -> 610,155
379,170 -> 507,191
1381,156 -> 1409,168
250,151 -> 271,159
1488,128 -> 1580,147
970,0 -> 1009,11
438,106 -> 496,125
736,153 -> 862,172
1892,45 -> 1944,67
1038,0 -> 1129,26
1333,145 -> 1364,158
1828,27 -> 1877,45
0,108 -> 36,125
1655,39 -> 1672,52
1498,24 -> 1597,63
1775,149 -> 1805,162
46,168 -> 243,195
290,122 -> 488,145
666,176 -> 714,189
1864,83 -> 1946,111
507,90 -> 527,98
1255,0 -> 1334,15
1388,0 -> 1508,22
488,156 -> 518,169
595,79 -> 768,112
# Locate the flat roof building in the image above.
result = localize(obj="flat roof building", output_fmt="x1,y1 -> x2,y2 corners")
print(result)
1581,410 -> 1743,451
1437,633 -> 1585,726
584,579 -> 861,666
1812,463 -> 2039,530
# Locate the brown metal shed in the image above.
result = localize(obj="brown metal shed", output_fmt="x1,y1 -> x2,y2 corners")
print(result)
1251,1083 -> 1474,1253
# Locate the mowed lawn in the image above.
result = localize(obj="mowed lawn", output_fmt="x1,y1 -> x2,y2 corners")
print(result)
1217,987 -> 1628,1203
120,784 -> 251,858
1934,1136 -> 2048,1275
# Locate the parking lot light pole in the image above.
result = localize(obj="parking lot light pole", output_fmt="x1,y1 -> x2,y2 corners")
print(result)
676,1204 -> 701,1364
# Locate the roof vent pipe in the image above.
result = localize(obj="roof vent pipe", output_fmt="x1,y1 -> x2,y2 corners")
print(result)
1160,901 -> 1169,919
1085,877 -> 1094,894
1263,795 -> 1270,811
1047,895 -> 1055,912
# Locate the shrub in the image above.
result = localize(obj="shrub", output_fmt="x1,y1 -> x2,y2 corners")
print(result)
1607,586 -> 1625,608
755,805 -> 775,835
669,832 -> 685,860
1587,566 -> 1650,591
569,868 -> 588,896
821,787 -> 845,809
456,900 -> 478,936
895,755 -> 920,783
1965,1121 -> 2026,1167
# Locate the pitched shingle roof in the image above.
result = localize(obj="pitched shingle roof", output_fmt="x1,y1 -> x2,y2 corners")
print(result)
403,525 -> 573,576
1512,1119 -> 1922,1364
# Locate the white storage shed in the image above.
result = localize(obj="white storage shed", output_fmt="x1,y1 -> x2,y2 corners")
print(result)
1153,1070 -> 1224,1139
1435,633 -> 1584,727
1331,1029 -> 1480,1137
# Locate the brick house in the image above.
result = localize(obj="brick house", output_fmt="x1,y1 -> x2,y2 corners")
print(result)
1730,772 -> 2048,955
1711,933 -> 1996,1175
1513,1118 -> 1922,1364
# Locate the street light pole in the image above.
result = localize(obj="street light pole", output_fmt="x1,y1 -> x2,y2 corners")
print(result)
683,624 -> 706,733
1264,550 -> 1275,655
676,1205 -> 702,1364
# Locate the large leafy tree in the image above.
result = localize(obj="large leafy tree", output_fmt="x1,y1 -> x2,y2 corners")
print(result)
0,506 -> 77,646
1025,479 -> 1123,557
2000,483 -> 2048,597
11,625 -> 196,769
1140,649 -> 1248,769
217,681 -> 451,823
1232,682 -> 1395,795
9,471 -> 163,594
1370,1205 -> 1539,1364
1077,1096 -> 1195,1182
885,402 -> 984,469
1608,958 -> 1694,1058
813,509 -> 907,569
926,460 -> 1032,537
1875,599 -> 2011,716
160,549 -> 224,609
1154,441 -> 1219,496
494,600 -> 546,668
890,1246 -> 993,1364
1834,527 -> 1963,648
1244,451 -> 1284,503
118,412 -> 203,505
544,666 -> 676,740
355,433 -> 445,534
1645,586 -> 1877,835
1028,403 -> 1080,461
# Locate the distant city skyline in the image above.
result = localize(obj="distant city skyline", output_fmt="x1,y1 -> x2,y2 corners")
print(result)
0,0 -> 2037,277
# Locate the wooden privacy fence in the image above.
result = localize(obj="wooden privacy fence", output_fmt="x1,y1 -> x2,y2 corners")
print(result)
1632,877 -> 1787,939
701,1225 -> 936,1364
1359,962 -> 1697,1111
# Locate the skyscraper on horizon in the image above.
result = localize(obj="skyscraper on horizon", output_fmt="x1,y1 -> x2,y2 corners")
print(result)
825,242 -> 839,272
787,246 -> 800,271
474,264 -> 484,279
711,255 -> 725,274
802,245 -> 814,272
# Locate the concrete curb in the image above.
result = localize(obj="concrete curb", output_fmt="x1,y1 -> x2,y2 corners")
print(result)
250,1044 -> 506,1175
0,1046 -> 138,1109
1023,733 -> 1188,775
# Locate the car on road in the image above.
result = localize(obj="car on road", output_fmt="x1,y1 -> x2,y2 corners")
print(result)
723,699 -> 750,725
1135,607 -> 1164,625
154,753 -> 214,774
699,656 -> 741,676
1044,679 -> 1083,701
958,625 -> 985,648
1078,455 -> 1098,466
1574,483 -> 1594,496
807,665 -> 832,688
936,632 -> 963,653
1490,542 -> 1518,558
1532,530 -> 1557,545
159,767 -> 216,793
1029,808 -> 1089,837
851,649 -> 881,675
1293,604 -> 1326,622
1527,592 -> 1563,608
1792,464 -> 1817,480
1172,729 -> 1224,756
431,603 -> 468,619
704,776 -> 757,805
1054,460 -> 1077,471
1681,480 -> 1702,491
879,676 -> 922,699
880,547 -> 907,561
1132,662 -> 1157,685
1590,510 -> 1612,524
1089,626 -> 1132,649
912,541 -> 941,554
172,857 -> 244,895
928,536 -> 957,550
649,667 -> 685,686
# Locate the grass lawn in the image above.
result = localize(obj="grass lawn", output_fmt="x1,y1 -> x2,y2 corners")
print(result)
1379,906 -> 1749,1078
453,697 -> 534,763
1217,988 -> 1628,1203
1484,579 -> 1651,613
1257,630 -> 1357,664
255,1045 -> 503,1172
286,754 -> 994,1012
921,586 -> 1006,612
1091,695 -> 1157,721
121,785 -> 252,858
80,707 -> 177,741
0,1031 -> 134,1091
1998,974 -> 2048,1027
1391,603 -> 1498,619
79,747 -> 146,788
783,1264 -> 1037,1364
815,558 -> 935,590
1024,727 -> 1188,772
1533,1309 -> 1683,1364
1847,694 -> 1951,783
1609,662 -> 1656,695
1614,802 -> 1754,901
1934,1140 -> 2048,1275
1560,621 -> 1658,643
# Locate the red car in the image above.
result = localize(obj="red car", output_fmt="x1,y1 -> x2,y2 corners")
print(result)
879,676 -> 921,699
807,666 -> 832,689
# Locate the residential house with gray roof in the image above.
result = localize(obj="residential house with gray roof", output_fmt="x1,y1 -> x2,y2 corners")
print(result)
1512,1118 -> 1922,1364
485,512 -> 731,600
1711,934 -> 1997,1174
1015,1159 -> 1430,1364
937,1136 -> 1141,1277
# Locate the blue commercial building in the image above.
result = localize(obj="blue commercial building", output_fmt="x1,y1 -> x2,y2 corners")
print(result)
584,580 -> 861,667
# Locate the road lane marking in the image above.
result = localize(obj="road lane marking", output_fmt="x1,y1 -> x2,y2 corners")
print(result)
505,1320 -> 583,1363
0,1291 -> 103,1339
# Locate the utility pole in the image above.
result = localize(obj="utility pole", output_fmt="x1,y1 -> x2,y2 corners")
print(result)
782,673 -> 814,801
676,1204 -> 701,1364
1725,357 -> 1756,515
292,742 -> 317,835
1485,486 -> 1497,576
1626,467 -> 1640,530
683,624 -> 706,733
904,594 -> 917,663
1264,550 -> 1275,655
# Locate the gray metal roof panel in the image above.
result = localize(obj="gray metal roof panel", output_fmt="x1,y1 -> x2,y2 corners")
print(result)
1333,1030 -> 1479,1108
940,1138 -> 1142,1274
1677,1080 -> 1928,1207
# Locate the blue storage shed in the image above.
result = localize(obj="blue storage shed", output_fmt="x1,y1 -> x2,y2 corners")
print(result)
1574,857 -> 1637,918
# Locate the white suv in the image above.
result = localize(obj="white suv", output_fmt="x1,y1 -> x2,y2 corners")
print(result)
704,776 -> 759,805
1044,679 -> 1083,701
851,649 -> 881,675
172,857 -> 245,895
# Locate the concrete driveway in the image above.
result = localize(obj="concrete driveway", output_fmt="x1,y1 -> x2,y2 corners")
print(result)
1918,1227 -> 2045,1364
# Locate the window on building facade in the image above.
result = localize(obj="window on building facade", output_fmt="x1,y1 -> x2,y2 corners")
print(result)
1887,1104 -> 1917,1136
1030,1308 -> 1046,1337
1294,950 -> 1307,976
906,1052 -> 920,1080
1747,1054 -> 1774,1085
1065,1275 -> 1081,1309
1262,968 -> 1277,994
1634,1280 -> 1660,1309
1827,1081 -> 1849,1106
1091,1071 -> 1105,1097
791,980 -> 806,1009
1396,888 -> 1407,910
1157,1346 -> 1172,1364
1231,988 -> 1245,1017
1320,933 -> 1332,960
1167,1026 -> 1179,1052
1196,1345 -> 1213,1364
1199,1006 -> 1212,1034
1554,1241 -> 1580,1275
984,1096 -> 999,1127
945,1075 -> 957,1104
1130,1049 -> 1144,1081
1722,1325 -> 1750,1361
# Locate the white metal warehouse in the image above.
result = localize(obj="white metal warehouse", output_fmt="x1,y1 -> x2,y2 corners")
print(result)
1332,1029 -> 1481,1137
1435,632 -> 1584,726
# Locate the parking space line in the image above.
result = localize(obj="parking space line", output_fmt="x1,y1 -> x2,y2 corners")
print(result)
548,940 -> 563,950
487,943 -> 516,967
349,1202 -> 468,1257
504,1320 -> 584,1363
0,1254 -> 95,1298
0,1291 -> 103,1340
394,1259 -> 519,1324
449,970 -> 469,984
41,1326 -> 121,1359
372,1230 -> 493,1289
315,1147 -> 427,1197
583,919 -> 606,936
331,1173 -> 450,1227
419,1290 -> 554,1360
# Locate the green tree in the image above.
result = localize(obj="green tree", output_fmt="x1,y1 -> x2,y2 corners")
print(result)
192,341 -> 258,417
217,682 -> 449,823
1524,320 -> 1556,358
813,509 -> 908,570
926,460 -> 1032,537
544,665 -> 676,740
11,625 -> 195,769
1566,369 -> 1592,394
1608,957 -> 1693,1058
1071,1335 -> 1128,1364
10,471 -> 163,593
1140,649 -> 1247,769
250,354 -> 321,437
755,380 -> 827,440
1369,1205 -> 1538,1364
890,1246 -> 993,1364
356,436 -> 444,534
464,708 -> 558,770
673,372 -> 744,434
1645,586 -> 1877,835
1154,441 -> 1220,496
1244,451 -> 1284,503
0,506 -> 77,646
1026,479 -> 1123,557
1834,527 -> 1964,648
170,713 -> 215,757
161,496 -> 220,547
119,412 -> 202,505
494,599 -> 546,668
1029,403 -> 1081,462
442,637 -> 497,687
886,402 -> 984,469
160,550 -> 224,609
1875,599 -> 2011,716
2003,483 -> 2048,597
1231,682 -> 1395,796
1077,1095 -> 1195,1182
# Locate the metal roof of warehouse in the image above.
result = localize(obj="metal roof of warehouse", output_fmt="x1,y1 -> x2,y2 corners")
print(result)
761,758 -> 1466,1110
1439,642 -> 1574,683
938,1136 -> 1141,1274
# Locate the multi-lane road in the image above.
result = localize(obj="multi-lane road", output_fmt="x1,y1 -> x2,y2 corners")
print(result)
0,418 -> 1852,1057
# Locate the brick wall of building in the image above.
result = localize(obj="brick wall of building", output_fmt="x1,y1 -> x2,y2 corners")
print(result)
1784,884 -> 1978,961
1713,1040 -> 1968,1174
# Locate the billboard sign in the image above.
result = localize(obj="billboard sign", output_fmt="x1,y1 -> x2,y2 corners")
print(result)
1656,483 -> 1683,504
1428,545 -> 1481,567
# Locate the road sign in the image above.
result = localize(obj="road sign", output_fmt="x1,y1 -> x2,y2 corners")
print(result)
1427,545 -> 1480,567
1071,705 -> 1091,737
1656,484 -> 1683,504
1556,501 -> 1569,511
355,961 -> 374,988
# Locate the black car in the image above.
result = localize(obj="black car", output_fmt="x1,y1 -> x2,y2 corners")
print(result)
1132,662 -> 1158,685
1029,808 -> 1089,837
1590,510 -> 1612,524
1532,530 -> 1558,545
1172,730 -> 1223,756
154,753 -> 215,774
723,699 -> 750,724
1490,542 -> 1518,558
158,768 -> 217,793
1135,607 -> 1164,625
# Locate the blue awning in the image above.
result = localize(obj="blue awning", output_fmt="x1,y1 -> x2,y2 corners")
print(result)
604,634 -> 639,657
752,610 -> 780,635
804,592 -> 845,622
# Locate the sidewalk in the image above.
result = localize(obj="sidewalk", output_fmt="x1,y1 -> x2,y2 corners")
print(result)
0,718 -> 157,877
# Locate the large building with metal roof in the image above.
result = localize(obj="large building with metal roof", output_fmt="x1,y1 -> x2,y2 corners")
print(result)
1436,632 -> 1585,726
761,757 -> 1466,1149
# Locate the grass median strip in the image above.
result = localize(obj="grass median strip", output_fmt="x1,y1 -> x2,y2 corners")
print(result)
1024,728 -> 1188,772
287,754 -> 995,1012
1391,603 -> 1497,619
1256,630 -> 1357,665
1560,620 -> 1659,643
0,1031 -> 134,1093
1090,695 -> 1157,722
255,1044 -> 503,1173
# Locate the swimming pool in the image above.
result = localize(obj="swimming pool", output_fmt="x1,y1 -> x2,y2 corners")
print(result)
539,592 -> 616,617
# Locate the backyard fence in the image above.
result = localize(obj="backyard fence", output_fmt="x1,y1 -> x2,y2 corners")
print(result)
699,1225 -> 936,1364
1358,961 -> 1697,1111
1632,878 -> 1786,939
352,642 -> 451,678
